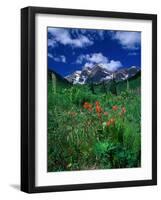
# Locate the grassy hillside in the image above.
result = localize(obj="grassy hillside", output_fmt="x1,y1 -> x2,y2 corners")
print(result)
117,71 -> 141,93
92,72 -> 141,95
48,73 -> 141,172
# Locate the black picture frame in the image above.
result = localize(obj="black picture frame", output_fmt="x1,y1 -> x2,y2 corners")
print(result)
21,6 -> 157,193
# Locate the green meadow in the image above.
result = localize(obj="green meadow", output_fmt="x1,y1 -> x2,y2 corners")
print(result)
48,73 -> 141,172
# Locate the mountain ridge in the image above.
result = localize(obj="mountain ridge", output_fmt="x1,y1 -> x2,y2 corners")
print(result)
65,64 -> 140,85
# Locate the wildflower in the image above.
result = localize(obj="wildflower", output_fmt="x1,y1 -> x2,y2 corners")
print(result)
106,118 -> 115,127
95,101 -> 100,106
102,122 -> 107,129
106,120 -> 111,127
119,106 -> 126,117
110,118 -> 115,124
97,112 -> 101,118
96,105 -> 102,113
87,103 -> 92,111
83,102 -> 92,111
95,101 -> 102,113
104,112 -> 108,116
68,111 -> 77,117
67,163 -> 72,168
96,105 -> 102,119
83,102 -> 88,109
95,101 -> 103,120
112,105 -> 118,111
121,107 -> 126,114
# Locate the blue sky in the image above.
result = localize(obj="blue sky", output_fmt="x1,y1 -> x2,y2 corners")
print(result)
48,27 -> 141,77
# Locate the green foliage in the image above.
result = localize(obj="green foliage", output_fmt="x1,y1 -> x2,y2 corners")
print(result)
117,73 -> 141,93
48,77 -> 141,172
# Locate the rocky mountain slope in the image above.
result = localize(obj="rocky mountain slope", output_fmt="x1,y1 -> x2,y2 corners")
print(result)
65,64 -> 140,85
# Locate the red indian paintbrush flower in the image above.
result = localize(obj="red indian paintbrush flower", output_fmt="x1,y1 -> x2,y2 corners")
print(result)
110,118 -> 115,124
95,101 -> 102,113
106,118 -> 115,127
112,105 -> 118,111
95,101 -> 100,106
121,107 -> 126,114
96,105 -> 102,113
95,101 -> 102,119
83,102 -> 92,111
106,120 -> 111,127
104,112 -> 108,116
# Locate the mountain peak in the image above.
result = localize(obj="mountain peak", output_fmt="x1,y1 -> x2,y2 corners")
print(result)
65,65 -> 140,85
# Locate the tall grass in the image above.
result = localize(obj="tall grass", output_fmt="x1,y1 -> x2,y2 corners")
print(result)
48,78 -> 141,172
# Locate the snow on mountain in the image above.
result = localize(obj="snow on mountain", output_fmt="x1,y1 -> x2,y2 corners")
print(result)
65,64 -> 140,85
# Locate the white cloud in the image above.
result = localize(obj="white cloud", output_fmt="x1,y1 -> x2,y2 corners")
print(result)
76,53 -> 122,72
128,52 -> 138,56
60,55 -> 66,63
103,60 -> 122,71
48,53 -> 66,63
71,29 -> 105,41
76,53 -> 108,64
111,31 -> 141,49
48,28 -> 93,48
76,55 -> 86,64
48,53 -> 53,59
88,53 -> 108,63
48,39 -> 57,48
98,30 -> 105,39
84,62 -> 94,69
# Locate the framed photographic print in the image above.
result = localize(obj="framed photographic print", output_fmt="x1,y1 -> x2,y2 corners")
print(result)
21,6 -> 157,193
